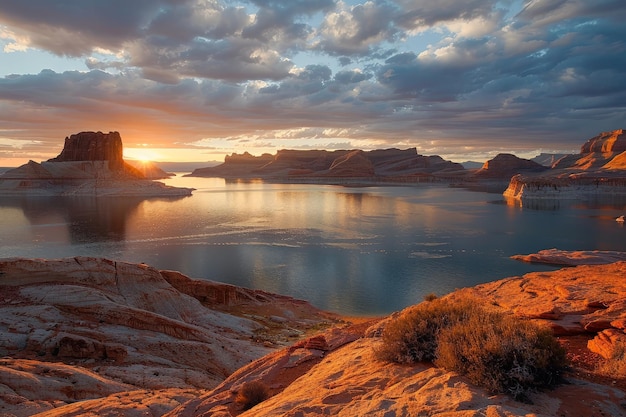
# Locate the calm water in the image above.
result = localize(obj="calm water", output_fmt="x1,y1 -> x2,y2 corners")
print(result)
2,175 -> 626,315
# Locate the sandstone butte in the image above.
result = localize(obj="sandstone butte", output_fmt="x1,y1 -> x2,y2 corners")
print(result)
0,131 -> 192,197
504,129 -> 626,201
185,128 -> 626,201
2,255 -> 626,416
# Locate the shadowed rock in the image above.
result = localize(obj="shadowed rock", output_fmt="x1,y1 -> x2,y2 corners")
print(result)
49,131 -> 124,170
474,153 -> 548,179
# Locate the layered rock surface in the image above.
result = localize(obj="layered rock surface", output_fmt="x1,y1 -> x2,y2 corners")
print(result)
5,256 -> 626,416
0,257 -> 338,416
187,148 -> 466,182
166,259 -> 626,417
0,131 -> 192,196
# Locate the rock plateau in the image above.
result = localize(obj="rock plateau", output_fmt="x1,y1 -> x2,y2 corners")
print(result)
0,131 -> 192,196
472,153 -> 548,179
187,148 -> 466,183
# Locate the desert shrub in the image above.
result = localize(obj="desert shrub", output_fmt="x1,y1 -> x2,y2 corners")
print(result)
435,309 -> 567,401
375,297 -> 567,401
235,380 -> 270,411
423,292 -> 438,302
597,341 -> 626,378
374,297 -> 479,363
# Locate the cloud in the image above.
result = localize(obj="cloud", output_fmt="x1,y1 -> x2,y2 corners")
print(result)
392,0 -> 498,30
317,1 -> 398,56
0,137 -> 41,149
0,0 -> 625,163
0,0 -> 168,55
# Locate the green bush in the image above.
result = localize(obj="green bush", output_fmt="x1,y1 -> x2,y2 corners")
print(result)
235,380 -> 270,411
375,297 -> 567,401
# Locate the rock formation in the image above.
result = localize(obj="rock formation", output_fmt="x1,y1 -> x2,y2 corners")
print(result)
0,131 -> 192,196
48,131 -> 124,170
503,129 -> 626,201
326,150 -> 375,177
0,257 -> 339,416
511,248 -> 626,266
187,148 -> 466,183
3,256 -> 626,416
164,259 -> 626,417
473,153 -> 548,179
580,129 -> 626,154
531,153 -> 573,168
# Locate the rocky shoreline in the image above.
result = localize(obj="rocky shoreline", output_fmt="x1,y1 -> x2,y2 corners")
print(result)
2,254 -> 626,416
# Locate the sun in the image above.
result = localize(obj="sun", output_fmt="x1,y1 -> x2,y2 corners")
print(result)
124,147 -> 162,163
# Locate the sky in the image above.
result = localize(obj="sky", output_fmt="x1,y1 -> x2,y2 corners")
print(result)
0,0 -> 625,166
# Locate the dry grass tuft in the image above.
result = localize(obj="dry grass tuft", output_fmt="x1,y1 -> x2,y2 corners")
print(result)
375,296 -> 567,401
597,341 -> 626,379
235,380 -> 270,411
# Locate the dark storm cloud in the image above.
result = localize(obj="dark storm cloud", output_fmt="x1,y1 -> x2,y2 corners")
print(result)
130,36 -> 295,82
376,0 -> 626,117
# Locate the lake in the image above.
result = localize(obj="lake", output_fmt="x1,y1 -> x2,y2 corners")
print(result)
1,175 -> 626,315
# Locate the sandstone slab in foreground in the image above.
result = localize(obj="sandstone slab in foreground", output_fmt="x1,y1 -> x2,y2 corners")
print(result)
167,261 -> 626,417
0,257 -> 337,416
3,257 -> 626,416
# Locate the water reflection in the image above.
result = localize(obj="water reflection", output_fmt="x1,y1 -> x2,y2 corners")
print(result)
2,180 -> 626,315
503,196 -> 562,211
504,195 -> 626,211
0,196 -> 187,245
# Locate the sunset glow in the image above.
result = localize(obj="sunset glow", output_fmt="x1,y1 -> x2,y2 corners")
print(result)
1,1 -> 625,167
124,148 -> 165,163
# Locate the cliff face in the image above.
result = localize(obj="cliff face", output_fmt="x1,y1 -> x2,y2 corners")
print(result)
49,131 -> 125,170
580,129 -> 626,154
188,148 -> 466,181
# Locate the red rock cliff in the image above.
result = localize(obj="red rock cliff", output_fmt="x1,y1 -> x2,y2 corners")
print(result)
580,129 -> 626,154
49,131 -> 124,170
